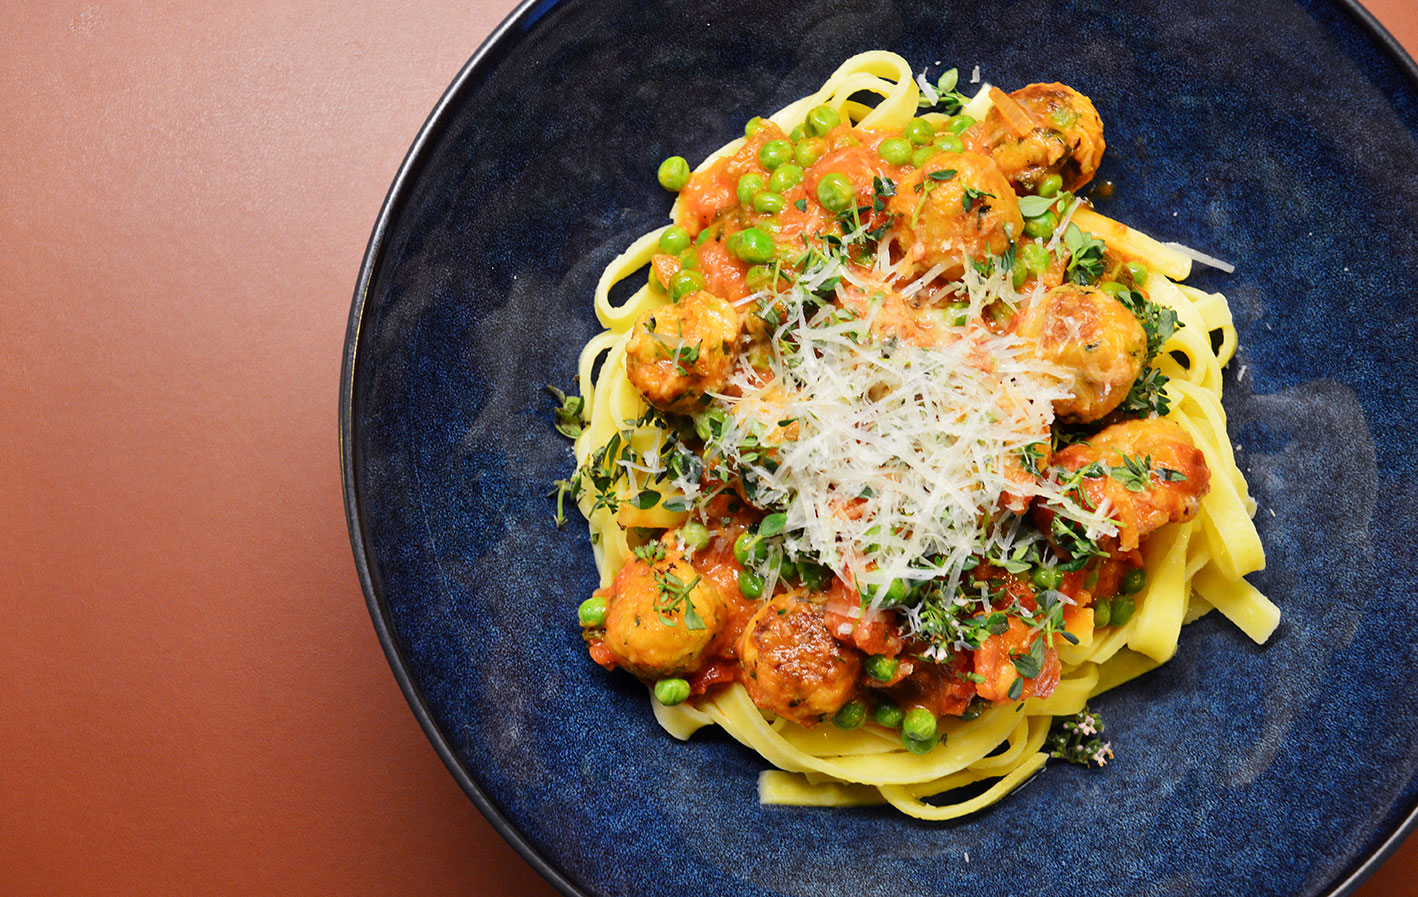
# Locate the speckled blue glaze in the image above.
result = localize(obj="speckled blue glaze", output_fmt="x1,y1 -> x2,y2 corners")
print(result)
343,2 -> 1418,895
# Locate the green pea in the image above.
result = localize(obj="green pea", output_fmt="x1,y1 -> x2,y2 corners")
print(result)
744,116 -> 764,138
1122,567 -> 1148,595
733,531 -> 767,564
695,227 -> 714,245
657,156 -> 690,191
752,190 -> 786,214
731,227 -> 776,263
668,269 -> 707,302
805,105 -> 840,137
948,114 -> 977,135
1011,254 -> 1029,288
883,578 -> 910,606
759,139 -> 793,171
1099,280 -> 1128,297
799,562 -> 830,591
1092,596 -> 1113,629
768,163 -> 804,193
833,699 -> 867,729
654,678 -> 691,705
903,733 -> 936,754
872,698 -> 904,729
901,707 -> 937,744
794,137 -> 827,169
678,521 -> 711,551
745,265 -> 778,293
865,654 -> 900,682
736,172 -> 766,206
1023,211 -> 1058,239
911,145 -> 937,168
789,125 -> 805,142
1021,242 -> 1051,275
959,697 -> 987,721
904,118 -> 935,146
816,173 -> 855,212
944,301 -> 969,326
1126,261 -> 1150,287
934,133 -> 965,154
738,569 -> 765,599
1032,566 -> 1064,591
658,226 -> 691,255
877,136 -> 912,166
677,247 -> 699,270
1111,594 -> 1136,626
577,595 -> 607,628
1038,173 -> 1063,198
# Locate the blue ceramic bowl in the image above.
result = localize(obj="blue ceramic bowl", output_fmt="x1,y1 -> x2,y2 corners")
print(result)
342,2 -> 1418,894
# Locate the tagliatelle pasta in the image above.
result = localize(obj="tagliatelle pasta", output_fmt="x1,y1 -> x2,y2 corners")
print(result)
552,51 -> 1275,820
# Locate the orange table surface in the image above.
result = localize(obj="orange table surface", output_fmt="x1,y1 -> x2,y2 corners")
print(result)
3,2 -> 1415,894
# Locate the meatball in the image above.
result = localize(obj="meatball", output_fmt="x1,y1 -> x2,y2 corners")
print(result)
737,597 -> 862,727
602,554 -> 728,680
1014,284 -> 1147,423
983,83 -> 1105,193
625,290 -> 741,414
1046,418 -> 1212,551
888,151 -> 1023,279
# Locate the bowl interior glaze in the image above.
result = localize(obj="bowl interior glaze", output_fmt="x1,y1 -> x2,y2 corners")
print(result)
343,1 -> 1418,895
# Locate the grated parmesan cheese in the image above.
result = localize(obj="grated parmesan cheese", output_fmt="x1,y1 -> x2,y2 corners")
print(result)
1164,241 -> 1236,274
705,244 -> 1118,610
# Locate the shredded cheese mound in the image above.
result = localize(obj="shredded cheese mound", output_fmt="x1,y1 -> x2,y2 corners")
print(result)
705,254 -> 1119,609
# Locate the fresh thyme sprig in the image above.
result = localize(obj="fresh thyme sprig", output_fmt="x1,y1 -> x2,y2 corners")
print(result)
1046,706 -> 1114,766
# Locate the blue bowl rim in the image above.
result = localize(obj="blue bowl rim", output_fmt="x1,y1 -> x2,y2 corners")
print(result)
338,3 -> 1418,895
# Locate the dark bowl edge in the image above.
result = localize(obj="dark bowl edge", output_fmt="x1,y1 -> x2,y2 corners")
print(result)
339,1 -> 588,896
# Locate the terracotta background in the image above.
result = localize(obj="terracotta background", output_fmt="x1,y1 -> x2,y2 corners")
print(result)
2,1 -> 1414,894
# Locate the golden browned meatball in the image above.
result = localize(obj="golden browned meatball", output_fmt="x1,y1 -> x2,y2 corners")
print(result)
984,83 -> 1105,193
1014,284 -> 1146,423
625,290 -> 741,414
737,597 -> 862,727
1047,418 -> 1212,551
602,554 -> 728,680
888,151 -> 1023,279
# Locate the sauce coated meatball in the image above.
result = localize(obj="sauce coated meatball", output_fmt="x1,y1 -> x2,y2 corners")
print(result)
888,151 -> 1023,278
625,290 -> 741,414
602,554 -> 729,680
737,597 -> 862,727
983,83 -> 1105,193
1014,283 -> 1146,423
1046,418 -> 1212,551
